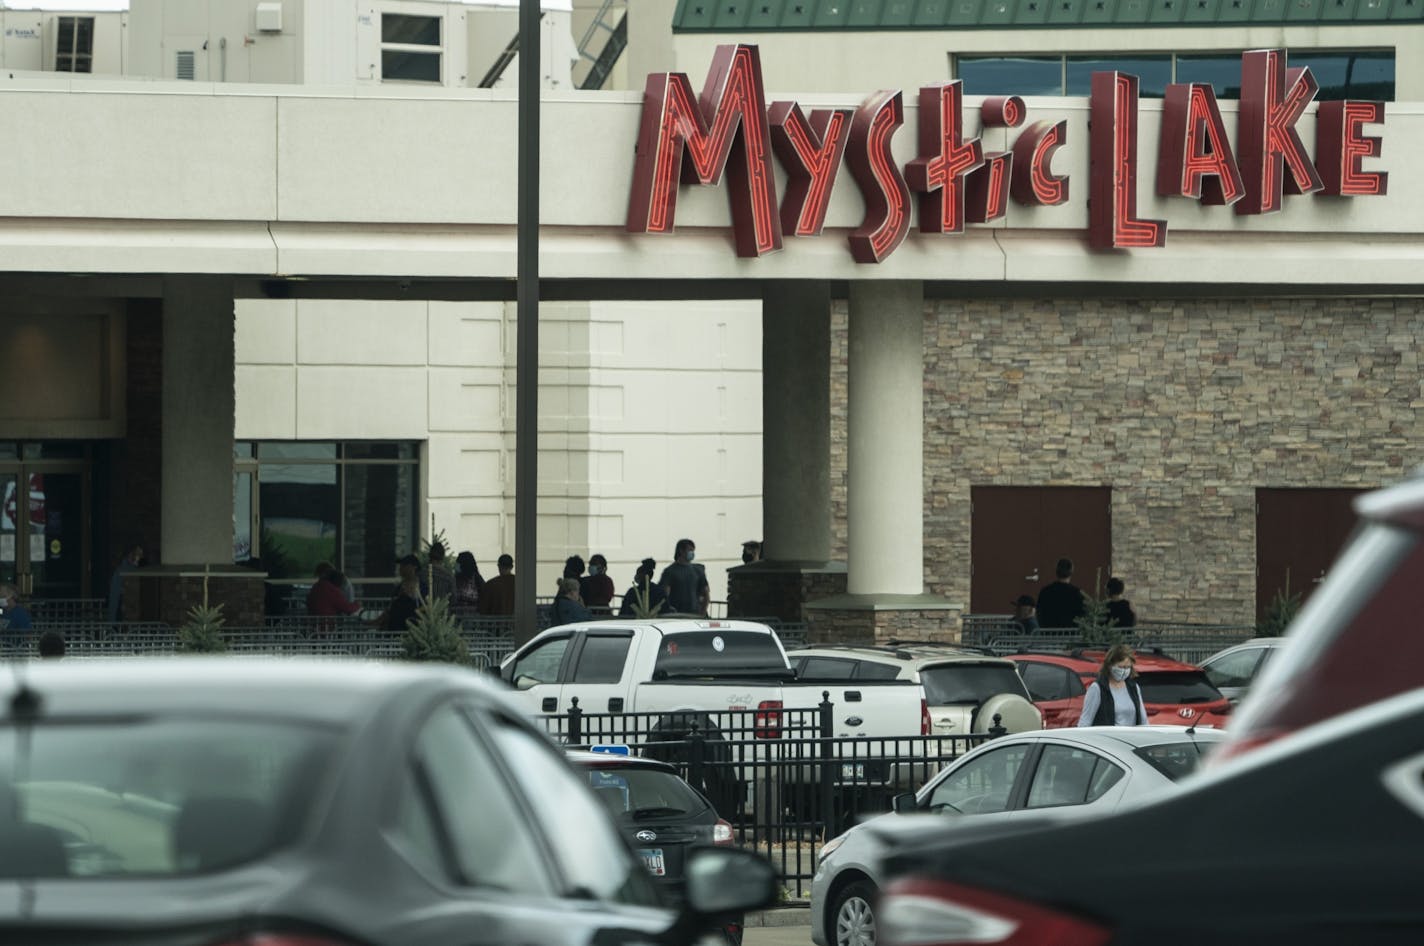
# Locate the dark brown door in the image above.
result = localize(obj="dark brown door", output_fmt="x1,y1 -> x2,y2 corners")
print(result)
1256,488 -> 1365,619
970,486 -> 1112,614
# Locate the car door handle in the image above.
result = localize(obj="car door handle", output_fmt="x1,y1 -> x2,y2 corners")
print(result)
844,690 -> 863,702
608,697 -> 624,712
541,697 -> 557,712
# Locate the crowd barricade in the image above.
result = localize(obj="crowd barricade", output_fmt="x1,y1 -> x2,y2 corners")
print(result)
967,621 -> 1259,665
541,697 -> 991,896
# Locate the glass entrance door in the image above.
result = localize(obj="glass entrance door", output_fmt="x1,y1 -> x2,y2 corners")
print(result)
0,455 -> 90,599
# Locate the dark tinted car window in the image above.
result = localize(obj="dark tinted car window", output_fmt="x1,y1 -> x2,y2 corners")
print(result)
581,766 -> 711,818
0,719 -> 336,877
1137,671 -> 1225,704
1085,756 -> 1125,801
574,634 -> 632,683
653,631 -> 791,678
797,656 -> 857,680
856,661 -> 903,681
1203,648 -> 1264,689
920,664 -> 1031,704
1134,741 -> 1216,781
1026,745 -> 1102,808
1018,662 -> 1069,701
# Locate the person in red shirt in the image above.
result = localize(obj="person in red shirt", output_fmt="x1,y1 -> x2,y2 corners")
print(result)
307,569 -> 360,618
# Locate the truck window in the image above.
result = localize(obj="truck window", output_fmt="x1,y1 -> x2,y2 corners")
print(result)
652,631 -> 791,678
510,635 -> 572,684
573,635 -> 633,683
919,663 -> 1031,705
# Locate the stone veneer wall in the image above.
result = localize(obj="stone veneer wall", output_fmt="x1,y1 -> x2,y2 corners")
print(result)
805,607 -> 962,645
829,296 -> 1424,625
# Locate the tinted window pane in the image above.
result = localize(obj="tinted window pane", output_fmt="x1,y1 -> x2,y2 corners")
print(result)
653,631 -> 791,678
925,744 -> 1030,815
511,636 -> 571,684
345,442 -> 415,461
1066,57 -> 1171,98
574,635 -> 632,683
1175,55 -> 1242,100
797,656 -> 857,680
258,443 -> 336,461
1018,662 -> 1067,701
1133,740 -> 1217,781
0,719 -> 337,877
383,50 -> 441,83
342,460 -> 415,580
382,13 -> 441,45
856,661 -> 903,681
919,664 -> 1031,705
1202,647 -> 1263,689
957,56 -> 1062,96
259,463 -> 337,579
1085,756 -> 1125,801
580,765 -> 711,818
1025,744 -> 1100,808
1293,52 -> 1394,101
1137,671 -> 1225,704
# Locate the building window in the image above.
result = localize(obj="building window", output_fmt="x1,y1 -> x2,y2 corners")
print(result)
234,442 -> 419,586
956,50 -> 1394,101
381,13 -> 442,84
56,15 -> 94,74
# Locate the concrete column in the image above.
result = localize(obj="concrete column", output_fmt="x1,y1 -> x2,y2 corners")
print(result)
161,276 -> 236,564
847,281 -> 924,595
762,281 -> 831,564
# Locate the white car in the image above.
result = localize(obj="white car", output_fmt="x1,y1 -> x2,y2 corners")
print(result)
808,725 -> 1227,946
1199,637 -> 1285,705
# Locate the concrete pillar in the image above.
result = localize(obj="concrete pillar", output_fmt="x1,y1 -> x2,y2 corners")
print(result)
161,276 -> 236,565
847,281 -> 923,595
762,281 -> 831,564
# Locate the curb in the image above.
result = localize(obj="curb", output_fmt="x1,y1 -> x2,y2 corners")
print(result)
745,904 -> 812,927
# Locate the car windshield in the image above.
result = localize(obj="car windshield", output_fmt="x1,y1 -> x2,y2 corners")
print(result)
652,631 -> 793,678
919,664 -> 1030,705
581,766 -> 710,819
0,717 -> 339,878
1133,739 -> 1218,781
1137,671 -> 1226,705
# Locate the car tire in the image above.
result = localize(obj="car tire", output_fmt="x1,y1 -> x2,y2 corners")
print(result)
973,692 -> 1043,734
830,878 -> 878,946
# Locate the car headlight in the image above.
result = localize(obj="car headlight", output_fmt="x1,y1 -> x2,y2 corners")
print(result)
818,834 -> 846,863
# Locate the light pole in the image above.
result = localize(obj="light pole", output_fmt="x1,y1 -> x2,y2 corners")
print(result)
513,0 -> 540,645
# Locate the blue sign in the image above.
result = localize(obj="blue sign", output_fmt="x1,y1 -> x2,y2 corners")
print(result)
590,744 -> 631,755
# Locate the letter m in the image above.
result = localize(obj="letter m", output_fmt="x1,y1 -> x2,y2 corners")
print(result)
626,44 -> 783,258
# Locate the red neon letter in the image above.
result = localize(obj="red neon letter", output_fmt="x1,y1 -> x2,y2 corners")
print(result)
981,96 -> 1026,128
1089,71 -> 1166,249
1316,100 -> 1388,197
768,101 -> 852,237
1010,120 -> 1068,206
1236,49 -> 1323,215
1157,83 -> 1244,206
966,152 -> 1012,224
626,44 -> 782,257
846,90 -> 911,264
906,82 -> 985,235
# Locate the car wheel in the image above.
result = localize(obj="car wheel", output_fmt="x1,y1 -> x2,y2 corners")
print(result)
831,879 -> 877,946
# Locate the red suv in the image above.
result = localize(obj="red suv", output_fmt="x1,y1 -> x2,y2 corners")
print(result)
1216,470 -> 1424,762
1012,650 -> 1232,729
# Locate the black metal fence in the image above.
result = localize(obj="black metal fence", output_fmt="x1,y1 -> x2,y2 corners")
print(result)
541,695 -> 991,893
960,614 -> 1258,664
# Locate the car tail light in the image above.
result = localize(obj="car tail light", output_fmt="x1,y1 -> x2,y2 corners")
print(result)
921,698 -> 931,736
713,818 -> 735,846
755,700 -> 782,739
879,878 -> 1111,946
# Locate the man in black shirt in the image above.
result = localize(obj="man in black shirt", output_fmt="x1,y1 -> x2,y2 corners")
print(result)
1036,557 -> 1087,630
659,538 -> 709,615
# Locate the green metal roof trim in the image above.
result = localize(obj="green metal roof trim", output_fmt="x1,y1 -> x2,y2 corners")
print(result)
672,0 -> 1424,30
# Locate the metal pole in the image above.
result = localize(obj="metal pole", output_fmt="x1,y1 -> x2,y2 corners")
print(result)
513,0 -> 540,645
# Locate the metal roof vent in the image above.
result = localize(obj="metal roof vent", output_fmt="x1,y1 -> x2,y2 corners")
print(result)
175,50 -> 195,80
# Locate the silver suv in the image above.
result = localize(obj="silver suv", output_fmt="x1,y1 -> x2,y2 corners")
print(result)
785,642 -> 1043,736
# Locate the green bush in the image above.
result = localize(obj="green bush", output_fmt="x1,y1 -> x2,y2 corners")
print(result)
179,603 -> 228,653
401,596 -> 470,665
1257,582 -> 1303,637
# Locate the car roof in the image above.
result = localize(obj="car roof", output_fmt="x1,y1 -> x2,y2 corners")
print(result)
565,750 -> 678,773
786,643 -> 1012,666
1011,650 -> 1203,672
0,657 -> 501,725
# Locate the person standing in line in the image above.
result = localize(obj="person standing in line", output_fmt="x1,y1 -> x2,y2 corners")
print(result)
619,558 -> 669,616
1010,594 -> 1040,634
479,553 -> 516,616
307,566 -> 360,618
107,542 -> 144,624
1077,644 -> 1147,727
741,540 -> 763,564
37,630 -> 66,658
551,577 -> 592,625
659,538 -> 709,616
454,551 -> 484,609
580,554 -> 615,612
1036,557 -> 1087,630
1104,576 -> 1137,629
1,584 -> 33,630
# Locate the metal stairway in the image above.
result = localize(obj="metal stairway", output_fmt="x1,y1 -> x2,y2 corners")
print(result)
576,0 -> 628,90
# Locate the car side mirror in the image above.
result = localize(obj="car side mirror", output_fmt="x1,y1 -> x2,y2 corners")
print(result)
514,674 -> 538,691
891,792 -> 920,814
683,846 -> 778,916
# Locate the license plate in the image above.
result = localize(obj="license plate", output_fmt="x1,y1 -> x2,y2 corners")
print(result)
638,848 -> 666,876
841,762 -> 865,780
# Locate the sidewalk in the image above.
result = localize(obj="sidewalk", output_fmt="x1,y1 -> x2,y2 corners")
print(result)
745,902 -> 811,927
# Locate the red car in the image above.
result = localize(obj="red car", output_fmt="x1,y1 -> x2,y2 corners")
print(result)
1012,650 -> 1232,729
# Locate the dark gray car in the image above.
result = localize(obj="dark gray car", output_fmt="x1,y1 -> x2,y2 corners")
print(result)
0,658 -> 774,946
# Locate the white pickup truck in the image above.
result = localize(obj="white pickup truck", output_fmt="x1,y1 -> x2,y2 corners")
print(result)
498,619 -> 931,813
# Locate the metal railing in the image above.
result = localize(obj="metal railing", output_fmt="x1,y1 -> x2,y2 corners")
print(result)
961,614 -> 1259,664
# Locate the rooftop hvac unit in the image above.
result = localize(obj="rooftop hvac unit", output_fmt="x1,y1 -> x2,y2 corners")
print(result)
255,2 -> 283,33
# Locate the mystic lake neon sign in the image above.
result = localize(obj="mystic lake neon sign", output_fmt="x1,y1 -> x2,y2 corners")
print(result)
625,45 -> 1387,261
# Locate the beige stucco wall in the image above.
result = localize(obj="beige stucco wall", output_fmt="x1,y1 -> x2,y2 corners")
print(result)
829,295 -> 1424,624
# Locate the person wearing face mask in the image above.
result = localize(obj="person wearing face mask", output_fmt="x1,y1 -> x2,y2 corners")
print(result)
580,553 -> 615,613
659,538 -> 709,615
1077,643 -> 1147,727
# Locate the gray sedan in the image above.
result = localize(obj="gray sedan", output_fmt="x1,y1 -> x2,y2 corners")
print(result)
809,725 -> 1226,946
0,657 -> 774,945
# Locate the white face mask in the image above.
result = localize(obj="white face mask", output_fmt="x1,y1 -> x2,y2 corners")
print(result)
685,550 -> 696,563
1110,665 -> 1132,682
